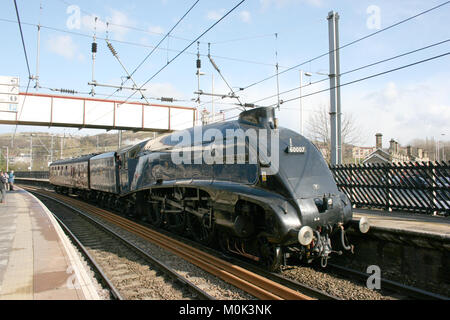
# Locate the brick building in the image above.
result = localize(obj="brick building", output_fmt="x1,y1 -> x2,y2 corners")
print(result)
363,133 -> 430,164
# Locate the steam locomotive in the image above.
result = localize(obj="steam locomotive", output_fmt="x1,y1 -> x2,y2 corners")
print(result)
49,107 -> 369,271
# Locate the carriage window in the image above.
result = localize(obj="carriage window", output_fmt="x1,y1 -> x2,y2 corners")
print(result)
123,154 -> 128,169
128,145 -> 141,159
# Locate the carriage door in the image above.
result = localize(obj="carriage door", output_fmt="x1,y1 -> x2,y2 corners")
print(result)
119,152 -> 129,193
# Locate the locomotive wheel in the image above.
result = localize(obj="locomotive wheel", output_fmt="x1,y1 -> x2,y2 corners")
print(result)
258,236 -> 282,272
118,199 -> 128,214
125,202 -> 136,217
147,202 -> 164,227
100,194 -> 108,209
187,213 -> 216,246
107,195 -> 115,209
165,211 -> 187,235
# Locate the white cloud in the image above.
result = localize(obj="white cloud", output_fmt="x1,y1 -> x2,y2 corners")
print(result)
80,9 -> 136,41
240,11 -> 251,23
148,25 -> 164,35
260,0 -> 323,11
239,76 -> 450,147
206,9 -> 226,21
47,35 -> 80,60
143,82 -> 186,100
345,79 -> 450,146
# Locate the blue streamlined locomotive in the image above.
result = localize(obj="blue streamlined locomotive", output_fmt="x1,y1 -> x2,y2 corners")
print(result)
49,107 -> 369,271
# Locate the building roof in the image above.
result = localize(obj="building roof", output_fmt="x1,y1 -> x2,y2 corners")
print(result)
362,149 -> 390,164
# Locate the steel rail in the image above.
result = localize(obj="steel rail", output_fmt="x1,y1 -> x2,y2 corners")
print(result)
128,216 -> 339,300
28,187 -> 314,300
21,184 -> 447,300
25,187 -> 215,300
327,263 -> 449,300
51,211 -> 124,300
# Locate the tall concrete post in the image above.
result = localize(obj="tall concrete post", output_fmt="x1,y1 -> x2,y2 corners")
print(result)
327,11 -> 342,165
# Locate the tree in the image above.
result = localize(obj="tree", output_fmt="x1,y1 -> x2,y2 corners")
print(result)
305,104 -> 363,164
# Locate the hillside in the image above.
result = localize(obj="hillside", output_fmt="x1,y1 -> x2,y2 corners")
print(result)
0,130 -> 159,171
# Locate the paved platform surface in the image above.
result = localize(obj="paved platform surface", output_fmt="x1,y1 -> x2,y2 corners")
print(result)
0,188 -> 100,300
352,208 -> 450,240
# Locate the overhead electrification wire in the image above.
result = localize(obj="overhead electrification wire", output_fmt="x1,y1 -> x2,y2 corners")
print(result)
120,0 -> 247,106
251,38 -> 450,105
207,43 -> 244,108
129,0 -> 201,78
158,49 -> 449,129
239,0 -> 450,92
54,0 -> 195,43
266,51 -> 450,108
209,33 -> 277,45
0,17 -> 279,69
13,0 -> 31,78
107,0 -> 201,101
54,0 -> 278,48
12,0 -> 32,147
105,39 -> 152,105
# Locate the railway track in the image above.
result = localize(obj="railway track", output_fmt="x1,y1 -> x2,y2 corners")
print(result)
145,220 -> 446,300
28,187 -> 215,300
19,184 -> 448,300
23,186 -> 321,300
120,213 -> 339,300
326,263 -> 449,300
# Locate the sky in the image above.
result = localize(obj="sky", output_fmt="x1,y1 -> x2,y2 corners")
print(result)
0,0 -> 449,148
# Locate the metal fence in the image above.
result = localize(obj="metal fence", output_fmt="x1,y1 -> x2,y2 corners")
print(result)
330,161 -> 450,215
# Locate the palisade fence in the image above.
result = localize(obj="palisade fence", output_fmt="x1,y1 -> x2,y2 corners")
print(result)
330,161 -> 450,215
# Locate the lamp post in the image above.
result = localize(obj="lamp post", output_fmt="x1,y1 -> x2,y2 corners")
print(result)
299,70 -> 312,135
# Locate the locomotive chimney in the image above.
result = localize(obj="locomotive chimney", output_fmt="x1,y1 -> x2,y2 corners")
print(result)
407,145 -> 412,157
375,133 -> 382,149
389,139 -> 395,154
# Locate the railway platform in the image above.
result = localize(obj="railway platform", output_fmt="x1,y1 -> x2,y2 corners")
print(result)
0,187 -> 100,300
352,208 -> 450,240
